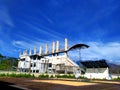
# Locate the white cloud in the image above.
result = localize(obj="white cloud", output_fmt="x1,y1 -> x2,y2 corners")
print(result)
12,41 -> 33,49
22,21 -> 63,39
67,41 -> 120,64
0,6 -> 14,27
81,42 -> 120,62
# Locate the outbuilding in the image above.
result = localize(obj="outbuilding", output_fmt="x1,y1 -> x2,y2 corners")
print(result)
81,60 -> 111,79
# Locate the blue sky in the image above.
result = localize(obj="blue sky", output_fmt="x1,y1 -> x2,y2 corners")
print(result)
0,0 -> 120,64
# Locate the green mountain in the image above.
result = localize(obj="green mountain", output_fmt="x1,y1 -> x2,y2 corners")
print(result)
0,54 -> 18,71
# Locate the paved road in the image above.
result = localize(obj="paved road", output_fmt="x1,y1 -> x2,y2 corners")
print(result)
0,81 -> 27,90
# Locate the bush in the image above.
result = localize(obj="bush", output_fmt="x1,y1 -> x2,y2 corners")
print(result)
55,74 -> 75,78
113,77 -> 120,80
38,74 -> 49,79
0,73 -> 6,77
50,74 -> 54,78
79,76 -> 87,79
0,73 -> 35,78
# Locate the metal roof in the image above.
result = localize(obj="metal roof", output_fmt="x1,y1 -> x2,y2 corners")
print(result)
80,60 -> 109,68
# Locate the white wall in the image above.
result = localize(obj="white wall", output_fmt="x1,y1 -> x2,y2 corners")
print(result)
111,74 -> 120,79
18,54 -> 79,73
84,67 -> 110,79
18,56 -> 31,69
18,61 -> 30,69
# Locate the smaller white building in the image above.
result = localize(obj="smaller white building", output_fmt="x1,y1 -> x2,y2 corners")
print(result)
81,60 -> 111,80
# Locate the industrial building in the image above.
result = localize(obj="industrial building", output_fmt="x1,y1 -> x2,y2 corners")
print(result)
17,38 -> 112,80
17,38 -> 84,74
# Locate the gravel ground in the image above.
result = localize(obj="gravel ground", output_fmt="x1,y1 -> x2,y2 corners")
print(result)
0,77 -> 120,90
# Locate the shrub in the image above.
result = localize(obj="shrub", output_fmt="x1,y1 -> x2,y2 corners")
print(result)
55,74 -> 75,78
50,75 -> 54,78
38,74 -> 49,79
113,77 -> 120,80
0,73 -> 6,77
0,73 -> 35,78
79,76 -> 87,79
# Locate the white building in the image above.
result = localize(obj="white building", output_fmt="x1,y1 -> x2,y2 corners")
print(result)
81,60 -> 111,80
18,38 -> 80,74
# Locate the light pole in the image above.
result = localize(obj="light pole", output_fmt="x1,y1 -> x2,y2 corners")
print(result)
78,48 -> 81,66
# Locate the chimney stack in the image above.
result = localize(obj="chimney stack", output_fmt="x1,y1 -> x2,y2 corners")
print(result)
45,44 -> 48,54
29,48 -> 32,55
23,50 -> 28,55
39,46 -> 42,55
65,38 -> 68,51
34,47 -> 37,54
52,42 -> 55,53
56,41 -> 59,52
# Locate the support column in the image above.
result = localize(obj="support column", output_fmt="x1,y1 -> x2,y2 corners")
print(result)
65,38 -> 68,51
35,58 -> 37,73
52,42 -> 55,65
32,61 -> 34,73
29,59 -> 31,73
39,62 -> 41,73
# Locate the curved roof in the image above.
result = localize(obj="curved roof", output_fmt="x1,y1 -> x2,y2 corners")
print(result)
68,44 -> 89,51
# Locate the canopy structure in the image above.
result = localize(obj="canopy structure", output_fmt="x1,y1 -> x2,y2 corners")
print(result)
68,44 -> 89,51
68,44 -> 89,64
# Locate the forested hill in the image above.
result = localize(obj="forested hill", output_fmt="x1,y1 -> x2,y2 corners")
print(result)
0,53 -> 18,71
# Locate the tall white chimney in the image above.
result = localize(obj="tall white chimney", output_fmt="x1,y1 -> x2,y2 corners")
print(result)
39,46 -> 42,55
45,44 -> 48,54
56,41 -> 59,52
34,47 -> 37,54
29,48 -> 32,55
65,38 -> 68,51
24,50 -> 27,55
52,42 -> 55,53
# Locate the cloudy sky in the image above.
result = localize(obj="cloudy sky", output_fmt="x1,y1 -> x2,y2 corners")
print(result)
0,0 -> 120,64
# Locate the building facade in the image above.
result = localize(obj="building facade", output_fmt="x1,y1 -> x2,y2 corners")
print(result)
18,38 -> 79,74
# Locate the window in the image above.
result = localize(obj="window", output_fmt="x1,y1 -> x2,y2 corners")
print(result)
34,63 -> 36,67
49,63 -> 52,67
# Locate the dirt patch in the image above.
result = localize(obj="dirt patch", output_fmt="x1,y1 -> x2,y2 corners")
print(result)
30,79 -> 97,86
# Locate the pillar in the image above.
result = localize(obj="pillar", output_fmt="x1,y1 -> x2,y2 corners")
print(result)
29,48 -> 32,55
39,46 -> 42,55
45,44 -> 48,54
56,41 -> 59,52
24,50 -> 28,55
65,38 -> 68,51
34,47 -> 37,54
52,42 -> 55,53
